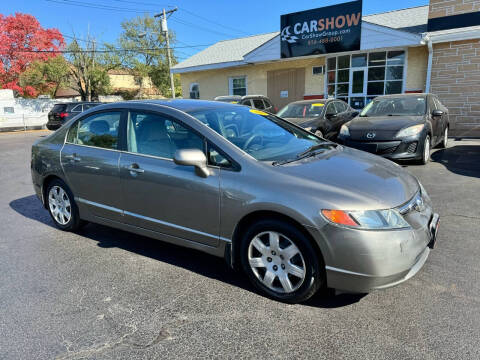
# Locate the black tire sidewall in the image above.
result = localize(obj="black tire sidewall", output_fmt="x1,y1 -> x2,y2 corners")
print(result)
239,219 -> 323,303
46,179 -> 81,231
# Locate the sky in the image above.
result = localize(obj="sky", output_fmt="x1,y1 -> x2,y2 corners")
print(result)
3,0 -> 428,62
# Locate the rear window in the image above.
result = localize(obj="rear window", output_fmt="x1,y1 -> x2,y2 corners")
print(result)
52,104 -> 67,113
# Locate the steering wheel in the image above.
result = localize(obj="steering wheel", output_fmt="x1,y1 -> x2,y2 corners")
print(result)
243,134 -> 263,151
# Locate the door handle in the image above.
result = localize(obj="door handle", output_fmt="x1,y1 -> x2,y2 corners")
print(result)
126,164 -> 145,175
65,154 -> 81,162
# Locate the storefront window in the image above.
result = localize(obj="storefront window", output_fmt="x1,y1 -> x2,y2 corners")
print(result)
338,55 -> 350,69
326,50 -> 405,109
352,54 -> 367,67
229,76 -> 247,96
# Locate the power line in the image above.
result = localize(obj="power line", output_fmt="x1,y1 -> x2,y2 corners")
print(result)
5,44 -> 214,54
171,17 -> 239,38
45,0 -> 152,13
178,8 -> 251,37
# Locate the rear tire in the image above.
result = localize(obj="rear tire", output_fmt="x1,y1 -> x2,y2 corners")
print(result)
439,126 -> 448,149
46,179 -> 84,231
239,219 -> 324,303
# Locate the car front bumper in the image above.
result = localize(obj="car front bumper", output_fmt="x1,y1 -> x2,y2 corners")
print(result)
310,204 -> 439,293
339,135 -> 424,161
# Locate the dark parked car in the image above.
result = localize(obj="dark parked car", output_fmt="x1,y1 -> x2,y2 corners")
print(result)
338,94 -> 449,164
214,95 -> 277,113
31,100 -> 439,303
277,99 -> 358,140
47,102 -> 101,130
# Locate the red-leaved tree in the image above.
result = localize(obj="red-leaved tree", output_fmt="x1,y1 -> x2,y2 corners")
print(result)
0,13 -> 64,97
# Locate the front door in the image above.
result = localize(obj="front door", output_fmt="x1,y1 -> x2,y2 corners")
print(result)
61,110 -> 124,221
349,67 -> 367,110
119,109 -> 220,247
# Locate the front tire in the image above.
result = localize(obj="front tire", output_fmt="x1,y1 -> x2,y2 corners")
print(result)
240,219 -> 324,303
46,179 -> 83,231
418,135 -> 431,165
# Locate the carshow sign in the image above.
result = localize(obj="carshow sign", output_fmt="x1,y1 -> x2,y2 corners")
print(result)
281,0 -> 362,58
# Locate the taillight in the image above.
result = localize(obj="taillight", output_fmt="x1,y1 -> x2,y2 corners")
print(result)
59,112 -> 68,118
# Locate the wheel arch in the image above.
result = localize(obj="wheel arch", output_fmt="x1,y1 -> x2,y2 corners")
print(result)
230,210 -> 326,273
41,174 -> 65,209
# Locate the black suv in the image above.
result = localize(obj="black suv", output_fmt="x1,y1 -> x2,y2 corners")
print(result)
214,95 -> 277,114
46,102 -> 101,130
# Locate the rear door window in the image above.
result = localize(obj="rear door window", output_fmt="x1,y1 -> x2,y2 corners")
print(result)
70,104 -> 83,112
52,104 -> 67,113
252,99 -> 265,109
334,102 -> 346,113
241,99 -> 252,107
68,111 -> 121,150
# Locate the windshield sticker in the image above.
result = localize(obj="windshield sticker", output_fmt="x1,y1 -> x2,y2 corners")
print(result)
250,109 -> 268,116
311,103 -> 324,107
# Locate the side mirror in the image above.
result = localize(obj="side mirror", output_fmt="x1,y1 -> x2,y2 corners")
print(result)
432,109 -> 444,117
173,149 -> 209,178
326,112 -> 337,119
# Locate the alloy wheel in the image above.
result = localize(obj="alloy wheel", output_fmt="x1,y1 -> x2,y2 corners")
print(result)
315,130 -> 323,138
48,185 -> 72,225
247,231 -> 306,294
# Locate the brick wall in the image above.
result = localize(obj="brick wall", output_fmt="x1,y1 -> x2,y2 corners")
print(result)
430,39 -> 480,136
429,0 -> 480,19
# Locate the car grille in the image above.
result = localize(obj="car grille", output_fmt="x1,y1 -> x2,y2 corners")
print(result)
379,145 -> 398,155
407,142 -> 418,153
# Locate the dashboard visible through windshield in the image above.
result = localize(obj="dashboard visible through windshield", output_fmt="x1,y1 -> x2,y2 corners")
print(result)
188,107 -> 325,162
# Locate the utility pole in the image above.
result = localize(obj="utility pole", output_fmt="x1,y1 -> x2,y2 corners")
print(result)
155,8 -> 177,99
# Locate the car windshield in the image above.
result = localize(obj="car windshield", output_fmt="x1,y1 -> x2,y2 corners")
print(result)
188,107 -> 325,162
360,97 -> 426,117
277,103 -> 325,118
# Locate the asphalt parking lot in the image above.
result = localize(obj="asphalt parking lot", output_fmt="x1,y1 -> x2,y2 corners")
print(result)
1,130 -> 479,359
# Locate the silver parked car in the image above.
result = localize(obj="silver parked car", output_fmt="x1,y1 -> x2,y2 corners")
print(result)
31,100 -> 440,303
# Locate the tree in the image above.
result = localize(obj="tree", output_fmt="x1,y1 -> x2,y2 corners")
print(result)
66,37 -> 111,101
0,13 -> 64,97
20,55 -> 70,97
116,14 -> 181,98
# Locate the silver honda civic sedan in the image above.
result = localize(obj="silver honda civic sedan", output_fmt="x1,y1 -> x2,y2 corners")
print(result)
31,100 -> 439,303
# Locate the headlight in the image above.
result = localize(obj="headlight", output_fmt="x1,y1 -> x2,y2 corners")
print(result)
321,209 -> 410,230
396,124 -> 424,138
340,125 -> 350,136
418,181 -> 430,202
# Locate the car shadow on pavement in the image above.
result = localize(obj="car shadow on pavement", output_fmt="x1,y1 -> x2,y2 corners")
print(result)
431,144 -> 480,178
10,194 -> 366,308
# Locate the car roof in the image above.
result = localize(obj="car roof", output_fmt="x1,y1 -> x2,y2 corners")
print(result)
286,99 -> 330,106
103,99 -> 247,113
376,93 -> 429,99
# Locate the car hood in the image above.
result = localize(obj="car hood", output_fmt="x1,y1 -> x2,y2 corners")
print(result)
283,117 -> 318,126
345,115 -> 425,140
274,145 -> 419,210
347,115 -> 424,130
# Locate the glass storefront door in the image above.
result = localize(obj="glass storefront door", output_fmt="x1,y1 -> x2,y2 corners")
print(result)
349,67 -> 367,109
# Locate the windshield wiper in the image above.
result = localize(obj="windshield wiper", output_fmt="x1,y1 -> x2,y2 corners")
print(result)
296,142 -> 337,157
272,142 -> 338,166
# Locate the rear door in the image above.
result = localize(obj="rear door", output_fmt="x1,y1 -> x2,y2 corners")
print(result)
119,109 -> 221,247
61,110 -> 124,221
